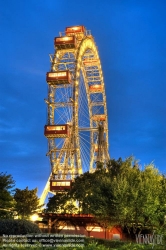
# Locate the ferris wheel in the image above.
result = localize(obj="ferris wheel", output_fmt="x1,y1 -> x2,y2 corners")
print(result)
40,25 -> 109,204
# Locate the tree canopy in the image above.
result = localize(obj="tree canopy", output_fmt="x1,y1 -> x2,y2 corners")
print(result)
0,172 -> 15,218
14,187 -> 41,219
45,192 -> 78,214
46,157 -> 166,232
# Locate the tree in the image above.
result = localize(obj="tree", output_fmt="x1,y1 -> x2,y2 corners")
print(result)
46,193 -> 67,213
113,162 -> 166,232
106,158 -> 166,233
70,171 -> 97,214
0,172 -> 15,218
157,174 -> 166,227
43,157 -> 166,234
68,157 -> 166,233
46,192 -> 78,214
14,187 -> 41,219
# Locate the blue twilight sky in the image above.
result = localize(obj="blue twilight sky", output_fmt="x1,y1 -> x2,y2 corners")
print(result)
0,0 -> 166,196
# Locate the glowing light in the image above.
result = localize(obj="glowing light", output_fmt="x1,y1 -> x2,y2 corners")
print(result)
66,26 -> 85,33
56,36 -> 73,42
92,114 -> 106,121
71,27 -> 79,30
46,126 -> 56,131
30,214 -> 39,221
48,72 -> 67,77
83,59 -> 98,65
89,85 -> 103,92
94,144 -> 98,151
51,181 -> 71,186
46,126 -> 66,131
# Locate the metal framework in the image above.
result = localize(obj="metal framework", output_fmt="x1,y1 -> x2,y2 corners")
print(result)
40,26 -> 109,205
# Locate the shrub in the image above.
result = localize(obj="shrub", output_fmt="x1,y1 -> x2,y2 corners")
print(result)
84,237 -> 166,249
0,219 -> 41,235
84,237 -> 125,248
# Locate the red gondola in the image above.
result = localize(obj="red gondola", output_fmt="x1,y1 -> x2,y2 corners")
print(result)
92,114 -> 106,121
46,70 -> 72,85
54,36 -> 77,49
44,124 -> 69,138
65,25 -> 85,34
50,180 -> 72,191
89,84 -> 103,93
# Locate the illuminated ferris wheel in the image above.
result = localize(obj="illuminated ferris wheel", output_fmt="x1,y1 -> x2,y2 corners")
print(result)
40,25 -> 109,204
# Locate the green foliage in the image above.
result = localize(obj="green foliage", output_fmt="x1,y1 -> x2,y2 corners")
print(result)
79,242 -> 108,250
0,172 -> 15,191
85,237 -> 166,249
0,172 -> 15,218
67,157 -> 166,232
14,187 -> 42,219
44,156 -> 166,238
0,219 -> 41,235
85,237 -> 125,248
0,238 -> 166,250
45,192 -> 78,213
113,162 -> 166,232
45,193 -> 67,213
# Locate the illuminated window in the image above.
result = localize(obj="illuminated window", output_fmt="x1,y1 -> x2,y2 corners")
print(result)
46,126 -> 56,131
67,27 -> 80,32
51,182 -> 57,186
63,226 -> 75,230
86,226 -> 103,232
59,182 -> 70,186
51,181 -> 71,187
46,126 -> 66,131
54,126 -> 65,131
56,37 -> 73,42
66,26 -> 85,33
48,72 -> 67,77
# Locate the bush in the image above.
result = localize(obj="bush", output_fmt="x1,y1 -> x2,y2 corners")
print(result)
0,219 -> 41,235
84,237 -> 166,250
84,237 -> 125,248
